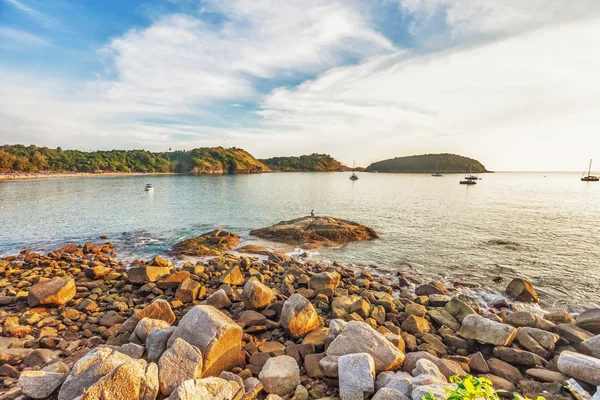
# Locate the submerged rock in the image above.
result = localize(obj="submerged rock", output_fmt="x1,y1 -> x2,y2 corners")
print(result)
250,216 -> 378,248
171,230 -> 240,257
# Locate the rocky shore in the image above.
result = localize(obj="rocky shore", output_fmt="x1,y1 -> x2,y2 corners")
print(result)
1,236 -> 600,400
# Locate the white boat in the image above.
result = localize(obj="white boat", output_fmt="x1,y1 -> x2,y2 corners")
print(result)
350,159 -> 358,180
144,184 -> 154,191
431,161 -> 442,177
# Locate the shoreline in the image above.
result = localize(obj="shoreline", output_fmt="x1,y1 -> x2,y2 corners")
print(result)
1,240 -> 599,399
0,171 -> 179,182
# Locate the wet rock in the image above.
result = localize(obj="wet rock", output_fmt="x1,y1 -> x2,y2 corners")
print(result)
259,355 -> 300,397
18,370 -> 67,399
576,309 -> 600,334
167,305 -> 243,377
557,350 -> 600,386
280,294 -> 323,338
159,338 -> 203,396
505,278 -> 540,303
172,230 -> 240,257
250,216 -> 379,248
241,280 -> 275,310
27,277 -> 76,307
338,353 -> 376,400
459,314 -> 517,346
325,321 -> 405,374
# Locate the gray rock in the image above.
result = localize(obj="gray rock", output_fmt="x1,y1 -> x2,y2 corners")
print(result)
77,360 -> 146,400
140,362 -> 159,400
338,353 -> 376,400
19,370 -> 67,399
372,388 -> 410,400
166,377 -> 233,400
146,326 -> 176,362
583,334 -> 600,358
120,343 -> 145,359
557,350 -> 600,386
133,318 -> 171,343
167,305 -> 243,377
459,314 -> 517,346
576,309 -> 600,334
326,321 -> 405,374
412,384 -> 449,400
413,359 -> 446,382
159,338 -> 203,396
204,289 -> 232,309
259,355 -> 300,396
375,371 -> 412,397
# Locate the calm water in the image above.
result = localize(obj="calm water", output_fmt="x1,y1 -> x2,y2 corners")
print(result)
1,172 -> 599,312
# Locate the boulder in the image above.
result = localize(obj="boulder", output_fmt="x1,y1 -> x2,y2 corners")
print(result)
220,265 -> 245,286
18,370 -> 67,399
157,271 -> 191,289
338,353 -> 376,400
576,309 -> 600,334
372,388 -> 410,400
167,305 -> 243,377
326,321 -> 405,374
280,294 -> 323,338
159,338 -> 203,396
175,278 -> 202,303
128,266 -> 171,284
147,326 -> 176,362
401,315 -> 430,335
249,216 -> 379,248
27,277 -> 76,307
444,299 -> 476,323
459,314 -> 517,346
259,355 -> 300,397
515,327 -> 558,355
375,371 -> 413,397
582,334 -> 600,358
505,278 -> 540,303
204,289 -> 232,310
309,271 -> 341,292
135,299 -> 176,325
492,347 -> 545,367
134,318 -> 171,343
77,361 -> 146,400
557,350 -> 600,386
167,377 -> 233,400
428,309 -> 460,331
242,280 -> 275,310
172,230 -> 240,257
58,347 -> 135,400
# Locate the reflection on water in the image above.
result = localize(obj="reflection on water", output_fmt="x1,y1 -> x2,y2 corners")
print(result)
1,172 -> 599,312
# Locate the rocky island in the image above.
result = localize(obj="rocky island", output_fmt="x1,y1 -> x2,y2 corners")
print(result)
1,229 -> 600,400
365,154 -> 488,174
250,216 -> 379,249
260,154 -> 350,172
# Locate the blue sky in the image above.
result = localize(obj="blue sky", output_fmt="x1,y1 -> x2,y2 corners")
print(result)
1,0 -> 600,170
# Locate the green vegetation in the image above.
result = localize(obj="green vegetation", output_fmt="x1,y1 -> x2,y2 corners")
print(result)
0,145 -> 269,174
365,153 -> 488,173
261,153 -> 349,172
424,375 -> 544,400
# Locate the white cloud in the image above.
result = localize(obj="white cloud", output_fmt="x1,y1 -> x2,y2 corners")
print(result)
0,26 -> 49,47
254,17 -> 600,170
399,0 -> 600,40
3,0 -> 61,29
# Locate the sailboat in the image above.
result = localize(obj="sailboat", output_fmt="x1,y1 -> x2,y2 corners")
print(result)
460,164 -> 477,185
581,159 -> 599,182
350,159 -> 358,181
431,161 -> 442,177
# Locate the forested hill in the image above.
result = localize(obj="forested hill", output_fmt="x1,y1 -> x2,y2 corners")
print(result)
0,145 -> 270,174
365,153 -> 488,173
261,154 -> 349,171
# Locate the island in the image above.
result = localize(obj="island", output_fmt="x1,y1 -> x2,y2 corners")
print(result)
260,153 -> 349,172
365,153 -> 489,173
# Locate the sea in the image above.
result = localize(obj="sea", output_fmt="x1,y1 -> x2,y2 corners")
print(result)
1,172 -> 599,313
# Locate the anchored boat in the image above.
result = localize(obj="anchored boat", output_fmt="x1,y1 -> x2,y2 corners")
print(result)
144,183 -> 154,191
581,159 -> 599,182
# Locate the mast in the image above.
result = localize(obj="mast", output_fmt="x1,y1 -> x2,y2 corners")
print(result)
435,160 -> 439,173
589,159 -> 593,178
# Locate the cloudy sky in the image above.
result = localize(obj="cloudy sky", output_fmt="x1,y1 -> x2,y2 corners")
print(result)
1,0 -> 599,171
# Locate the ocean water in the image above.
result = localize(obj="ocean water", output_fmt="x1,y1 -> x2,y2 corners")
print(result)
1,172 -> 599,312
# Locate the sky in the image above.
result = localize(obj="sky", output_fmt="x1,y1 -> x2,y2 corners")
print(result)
1,0 -> 599,171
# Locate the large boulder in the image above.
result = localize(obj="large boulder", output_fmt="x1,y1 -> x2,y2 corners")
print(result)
219,265 -> 245,286
158,338 -> 203,396
27,277 -> 76,307
557,350 -> 600,386
18,370 -> 67,399
167,305 -> 243,377
280,294 -> 323,338
309,271 -> 341,292
167,377 -> 233,400
505,278 -> 540,303
171,230 -> 240,257
58,348 -> 142,400
576,309 -> 600,334
459,314 -> 517,346
175,278 -> 202,303
135,299 -> 177,325
338,353 -> 376,400
128,266 -> 171,284
325,321 -> 405,374
147,326 -> 176,362
77,361 -> 147,400
242,280 -> 275,310
250,216 -> 379,248
258,355 -> 300,397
